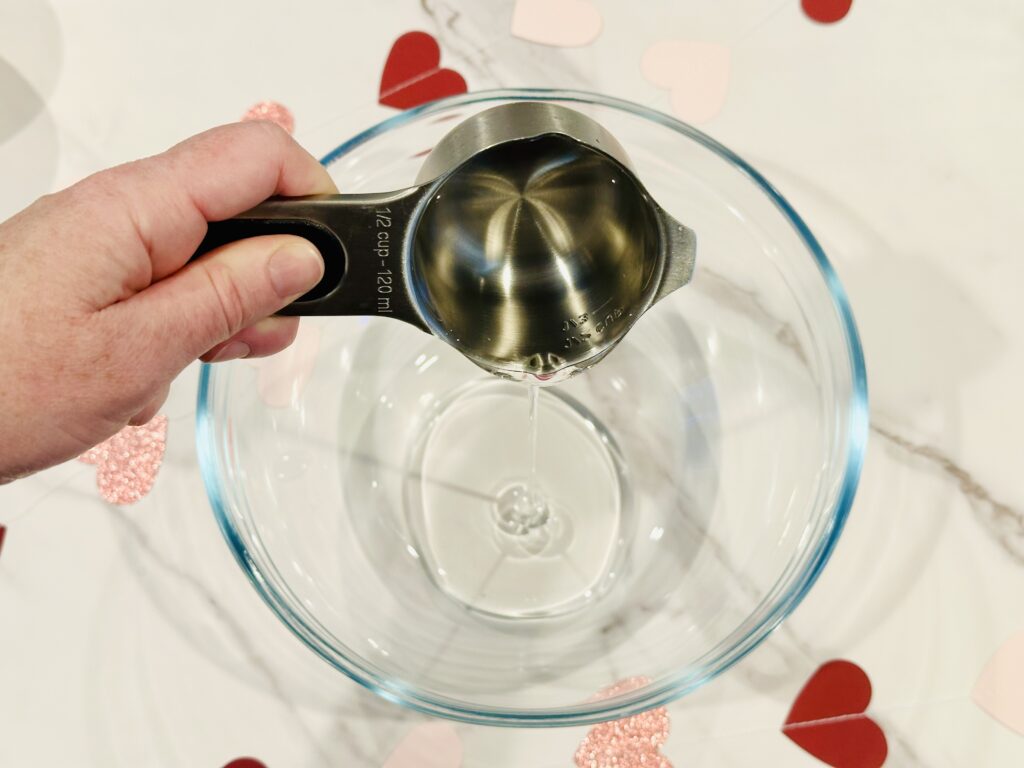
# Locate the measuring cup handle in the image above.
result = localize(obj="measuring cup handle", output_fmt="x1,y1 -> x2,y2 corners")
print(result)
190,191 -> 429,331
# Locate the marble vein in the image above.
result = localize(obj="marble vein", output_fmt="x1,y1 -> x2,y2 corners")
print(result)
419,0 -> 505,87
106,508 -> 357,767
419,0 -> 595,91
695,267 -> 810,367
872,424 -> 1024,565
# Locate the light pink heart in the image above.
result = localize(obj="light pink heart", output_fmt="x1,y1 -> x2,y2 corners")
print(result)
973,630 -> 1024,735
251,322 -> 321,408
511,0 -> 603,48
382,722 -> 462,768
78,415 -> 168,505
641,40 -> 731,124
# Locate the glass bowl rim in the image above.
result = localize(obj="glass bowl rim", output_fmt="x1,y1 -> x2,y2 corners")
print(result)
196,87 -> 869,727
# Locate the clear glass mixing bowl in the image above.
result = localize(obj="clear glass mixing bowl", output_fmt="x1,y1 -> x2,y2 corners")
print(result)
197,89 -> 868,726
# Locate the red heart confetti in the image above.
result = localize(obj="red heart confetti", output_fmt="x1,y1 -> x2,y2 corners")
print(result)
575,676 -> 672,768
802,0 -> 853,24
783,660 -> 888,768
241,100 -> 295,134
78,415 -> 168,505
0,524 -> 6,559
379,31 -> 468,110
222,760 -> 267,768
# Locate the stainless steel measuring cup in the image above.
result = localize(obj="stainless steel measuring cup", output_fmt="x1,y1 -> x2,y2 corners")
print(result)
193,102 -> 697,381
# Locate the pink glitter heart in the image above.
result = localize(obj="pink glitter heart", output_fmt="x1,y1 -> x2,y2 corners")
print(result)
242,100 -> 295,134
575,677 -> 672,768
78,415 -> 168,505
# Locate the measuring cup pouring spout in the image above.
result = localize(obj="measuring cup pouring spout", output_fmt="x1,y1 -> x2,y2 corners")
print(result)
192,102 -> 697,381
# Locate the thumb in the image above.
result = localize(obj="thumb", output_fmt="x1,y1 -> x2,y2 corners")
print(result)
118,234 -> 323,375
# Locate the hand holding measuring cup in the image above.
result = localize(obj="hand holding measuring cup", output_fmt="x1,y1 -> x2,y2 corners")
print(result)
0,121 -> 334,482
0,104 -> 697,481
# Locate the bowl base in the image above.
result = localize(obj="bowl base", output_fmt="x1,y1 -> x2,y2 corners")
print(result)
404,379 -> 628,620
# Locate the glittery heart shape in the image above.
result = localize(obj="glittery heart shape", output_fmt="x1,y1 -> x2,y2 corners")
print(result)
382,722 -> 463,768
379,31 -> 467,110
78,415 -> 168,505
783,660 -> 888,768
242,100 -> 295,134
222,760 -> 266,768
641,40 -> 731,124
802,0 -> 853,24
251,322 -> 321,408
973,630 -> 1024,735
511,0 -> 603,48
575,677 -> 672,768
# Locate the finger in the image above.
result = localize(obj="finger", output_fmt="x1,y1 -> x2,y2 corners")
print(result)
201,316 -> 300,362
112,234 -> 322,377
128,382 -> 170,426
75,121 -> 337,282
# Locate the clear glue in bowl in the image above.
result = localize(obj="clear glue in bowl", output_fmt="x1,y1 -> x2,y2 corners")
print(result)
197,89 -> 868,726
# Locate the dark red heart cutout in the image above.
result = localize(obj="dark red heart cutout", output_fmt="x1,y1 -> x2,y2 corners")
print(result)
0,524 -> 6,559
802,0 -> 853,24
222,760 -> 266,768
783,660 -> 888,768
379,31 -> 468,109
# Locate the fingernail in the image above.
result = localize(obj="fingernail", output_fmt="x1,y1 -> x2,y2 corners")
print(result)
268,239 -> 324,299
209,341 -> 251,363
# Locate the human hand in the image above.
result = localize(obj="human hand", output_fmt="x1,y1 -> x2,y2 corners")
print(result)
0,121 -> 337,482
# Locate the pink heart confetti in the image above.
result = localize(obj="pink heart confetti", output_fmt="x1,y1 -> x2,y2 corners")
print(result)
641,40 -> 732,124
78,415 -> 168,505
242,100 -> 295,134
973,631 -> 1024,735
383,722 -> 463,768
511,0 -> 603,48
575,676 -> 672,768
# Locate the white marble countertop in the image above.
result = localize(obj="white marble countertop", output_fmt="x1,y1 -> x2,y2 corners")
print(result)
2,0 -> 1023,765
